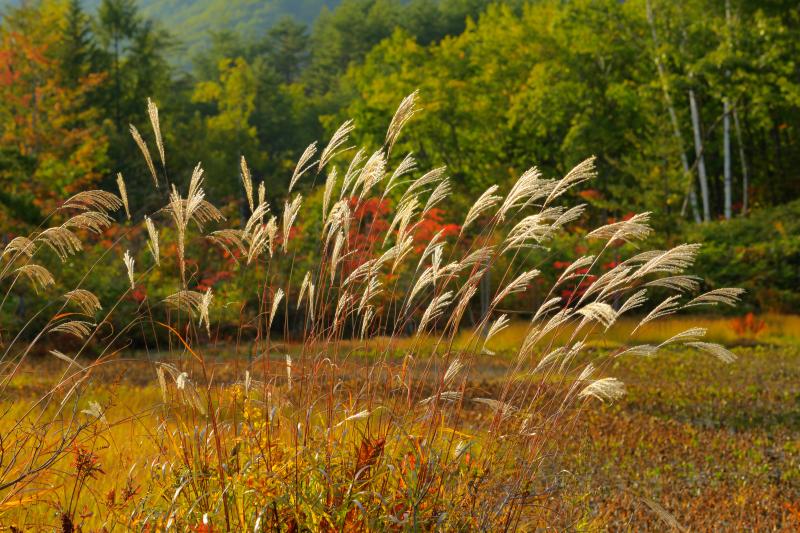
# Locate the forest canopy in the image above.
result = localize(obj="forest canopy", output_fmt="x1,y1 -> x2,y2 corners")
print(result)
1,0 -> 798,310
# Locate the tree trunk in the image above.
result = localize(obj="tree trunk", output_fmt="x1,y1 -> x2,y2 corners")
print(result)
723,99 -> 732,219
688,86 -> 711,222
723,0 -> 733,219
645,0 -> 701,223
733,107 -> 749,215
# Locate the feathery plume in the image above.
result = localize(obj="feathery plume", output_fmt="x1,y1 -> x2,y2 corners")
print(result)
685,288 -> 745,308
16,264 -> 55,291
145,216 -> 160,265
319,119 -> 354,171
322,168 -> 338,222
269,288 -> 284,329
658,327 -> 707,347
646,275 -> 701,293
49,320 -> 94,340
240,156 -> 254,213
123,250 -> 135,290
545,156 -> 596,206
258,181 -> 266,209
386,90 -> 419,155
444,358 -> 464,386
579,377 -> 626,402
618,288 -> 648,316
64,289 -> 102,315
2,236 -> 35,259
576,301 -> 618,330
634,244 -> 701,279
117,173 -> 130,219
147,98 -> 165,166
199,288 -> 213,335
419,391 -> 462,405
461,185 -> 501,236
289,142 -> 317,193
64,211 -> 114,234
587,212 -> 653,244
633,295 -> 681,333
334,409 -> 371,428
130,124 -> 158,187
50,350 -> 86,371
383,152 -> 416,197
484,314 -> 510,347
418,290 -> 452,333
62,190 -> 123,214
686,341 -> 737,363
491,270 -> 539,308
282,195 -> 302,252
472,398 -> 517,419
37,227 -> 82,261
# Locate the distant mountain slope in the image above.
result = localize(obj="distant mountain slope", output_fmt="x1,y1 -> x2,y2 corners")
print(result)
82,0 -> 341,60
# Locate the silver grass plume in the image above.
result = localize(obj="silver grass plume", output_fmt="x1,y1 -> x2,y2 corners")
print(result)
633,244 -> 701,279
576,301 -> 618,331
418,290 -> 452,334
484,314 -> 511,350
618,288 -> 648,316
386,90 -> 419,155
646,275 -> 701,293
685,288 -> 745,308
383,152 -> 416,198
282,195 -> 302,252
258,181 -> 266,210
686,341 -> 737,363
544,156 -> 597,206
145,216 -> 160,265
147,98 -> 165,167
269,288 -> 284,329
444,358 -> 464,387
240,156 -> 254,212
658,327 -> 707,348
117,173 -> 130,219
64,289 -> 102,315
461,185 -> 501,236
491,270 -> 539,308
340,148 -> 365,197
319,119 -> 354,171
322,168 -> 338,223
579,377 -> 626,402
587,212 -> 653,244
2,236 -> 35,259
64,211 -> 113,234
37,227 -> 82,261
419,391 -> 462,405
62,190 -> 122,214
130,124 -> 158,187
49,320 -> 94,340
472,398 -> 517,420
123,250 -> 135,290
289,142 -> 317,193
16,264 -> 55,291
633,295 -> 681,333
199,288 -> 213,335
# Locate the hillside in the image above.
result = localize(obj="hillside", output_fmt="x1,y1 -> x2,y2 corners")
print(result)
82,0 -> 340,60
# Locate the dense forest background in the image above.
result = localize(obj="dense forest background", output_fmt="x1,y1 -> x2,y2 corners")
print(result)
1,0 -> 799,323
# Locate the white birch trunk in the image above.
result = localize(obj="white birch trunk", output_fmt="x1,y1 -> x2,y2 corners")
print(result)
723,99 -> 732,219
689,86 -> 711,222
646,0 -> 701,223
733,107 -> 749,215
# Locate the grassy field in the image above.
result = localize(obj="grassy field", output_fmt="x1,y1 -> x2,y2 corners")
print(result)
2,316 -> 798,530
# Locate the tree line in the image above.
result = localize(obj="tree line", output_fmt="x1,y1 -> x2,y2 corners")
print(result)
1,0 -> 799,232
